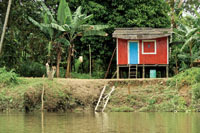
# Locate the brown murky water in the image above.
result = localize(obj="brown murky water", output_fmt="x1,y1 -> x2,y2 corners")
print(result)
0,112 -> 199,133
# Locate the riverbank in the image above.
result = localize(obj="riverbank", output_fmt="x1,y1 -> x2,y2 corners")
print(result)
0,79 -> 194,112
0,68 -> 200,112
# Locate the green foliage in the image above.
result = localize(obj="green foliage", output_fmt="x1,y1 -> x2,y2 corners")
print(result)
0,0 -> 171,78
0,67 -> 18,86
171,9 -> 200,73
74,59 -> 82,73
167,68 -> 200,87
192,83 -> 200,101
17,61 -> 46,77
92,59 -> 105,78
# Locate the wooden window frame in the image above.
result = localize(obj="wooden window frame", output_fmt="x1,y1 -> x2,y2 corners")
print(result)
142,40 -> 157,55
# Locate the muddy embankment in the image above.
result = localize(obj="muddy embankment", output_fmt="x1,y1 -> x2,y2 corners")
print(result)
0,78 -> 194,112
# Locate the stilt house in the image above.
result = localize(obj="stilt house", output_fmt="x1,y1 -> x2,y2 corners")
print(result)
112,28 -> 172,78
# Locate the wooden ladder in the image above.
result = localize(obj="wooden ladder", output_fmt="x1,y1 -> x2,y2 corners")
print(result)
95,86 -> 115,112
129,65 -> 138,78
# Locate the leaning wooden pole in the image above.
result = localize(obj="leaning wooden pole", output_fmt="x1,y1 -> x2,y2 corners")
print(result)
102,86 -> 115,112
0,0 -> 12,54
104,47 -> 116,79
95,86 -> 106,112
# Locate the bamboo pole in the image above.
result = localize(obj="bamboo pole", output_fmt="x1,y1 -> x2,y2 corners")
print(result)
95,86 -> 106,112
102,86 -> 115,112
0,0 -> 12,54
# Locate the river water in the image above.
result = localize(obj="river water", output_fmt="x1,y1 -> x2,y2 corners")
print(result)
0,112 -> 199,133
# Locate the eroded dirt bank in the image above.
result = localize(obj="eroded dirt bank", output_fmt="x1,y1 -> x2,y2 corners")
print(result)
0,78 -> 194,112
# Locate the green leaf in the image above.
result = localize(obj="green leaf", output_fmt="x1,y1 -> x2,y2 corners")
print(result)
41,2 -> 56,23
91,25 -> 109,30
57,0 -> 68,25
65,3 -> 72,25
55,38 -> 70,46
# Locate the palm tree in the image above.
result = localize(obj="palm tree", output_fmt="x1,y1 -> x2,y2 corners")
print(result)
0,0 -> 12,54
48,0 -> 108,78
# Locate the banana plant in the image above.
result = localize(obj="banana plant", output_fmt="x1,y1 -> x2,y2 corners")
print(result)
28,0 -> 70,77
174,9 -> 200,67
46,0 -> 108,78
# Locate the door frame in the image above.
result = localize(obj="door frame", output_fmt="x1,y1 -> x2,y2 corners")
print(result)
128,40 -> 139,64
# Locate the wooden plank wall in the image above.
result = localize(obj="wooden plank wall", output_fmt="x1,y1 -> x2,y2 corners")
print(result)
117,37 -> 168,65
139,37 -> 168,64
117,39 -> 128,65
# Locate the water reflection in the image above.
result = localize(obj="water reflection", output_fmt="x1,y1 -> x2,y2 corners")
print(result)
0,112 -> 200,133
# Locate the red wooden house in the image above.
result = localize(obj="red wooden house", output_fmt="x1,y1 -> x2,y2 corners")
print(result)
112,28 -> 172,78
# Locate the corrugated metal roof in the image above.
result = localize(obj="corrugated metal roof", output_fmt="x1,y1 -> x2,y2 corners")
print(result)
112,27 -> 172,39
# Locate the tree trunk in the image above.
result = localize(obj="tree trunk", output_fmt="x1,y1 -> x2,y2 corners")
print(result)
56,49 -> 61,78
0,0 -> 12,54
65,46 -> 72,78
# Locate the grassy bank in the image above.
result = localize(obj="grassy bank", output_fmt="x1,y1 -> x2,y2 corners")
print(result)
0,68 -> 200,112
108,67 -> 200,112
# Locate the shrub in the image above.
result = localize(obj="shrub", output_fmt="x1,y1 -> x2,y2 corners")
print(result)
0,67 -> 18,86
167,68 -> 200,88
17,61 -> 46,77
192,83 -> 200,101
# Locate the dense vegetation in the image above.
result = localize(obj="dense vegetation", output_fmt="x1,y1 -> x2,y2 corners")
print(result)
0,0 -> 200,78
0,0 -> 171,78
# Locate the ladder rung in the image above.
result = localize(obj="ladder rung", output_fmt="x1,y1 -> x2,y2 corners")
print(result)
130,72 -> 136,73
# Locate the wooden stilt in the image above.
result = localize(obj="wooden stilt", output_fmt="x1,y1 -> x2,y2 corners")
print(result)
117,65 -> 119,79
143,64 -> 145,79
166,65 -> 169,78
128,65 -> 130,79
136,64 -> 138,79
